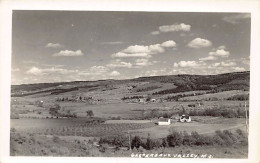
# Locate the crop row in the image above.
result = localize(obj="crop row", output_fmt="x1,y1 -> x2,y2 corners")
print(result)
21,123 -> 155,137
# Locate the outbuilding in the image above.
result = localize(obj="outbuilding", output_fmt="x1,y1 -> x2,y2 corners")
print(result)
158,118 -> 171,125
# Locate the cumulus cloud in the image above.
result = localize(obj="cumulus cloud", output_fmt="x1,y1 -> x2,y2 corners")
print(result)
100,41 -> 123,45
209,48 -> 230,57
122,44 -> 164,54
26,66 -> 77,76
53,50 -> 83,57
222,13 -> 250,24
45,43 -> 63,48
171,59 -> 246,75
220,61 -> 236,67
233,67 -> 245,71
107,61 -> 133,68
210,61 -> 236,67
187,38 -> 212,48
89,66 -> 109,73
26,67 -> 43,75
199,56 -> 218,61
158,23 -> 191,33
110,71 -> 120,76
161,40 -> 177,48
112,41 -> 176,58
173,61 -> 206,68
112,52 -> 152,58
135,59 -> 152,67
151,31 -> 160,35
241,57 -> 250,65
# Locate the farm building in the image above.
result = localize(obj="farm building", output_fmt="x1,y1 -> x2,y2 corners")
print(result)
180,114 -> 191,122
158,118 -> 171,125
139,98 -> 145,103
150,99 -> 156,102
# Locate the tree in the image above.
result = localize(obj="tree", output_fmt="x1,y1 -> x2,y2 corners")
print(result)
162,138 -> 168,148
145,136 -> 153,150
49,104 -> 61,117
131,136 -> 142,149
86,110 -> 94,117
167,130 -> 183,147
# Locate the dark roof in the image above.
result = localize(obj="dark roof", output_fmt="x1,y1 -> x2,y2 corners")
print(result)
158,118 -> 169,122
180,114 -> 190,119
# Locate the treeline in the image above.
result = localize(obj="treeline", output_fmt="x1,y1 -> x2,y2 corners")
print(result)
140,106 -> 248,119
227,94 -> 249,101
122,96 -> 144,100
189,108 -> 249,118
56,96 -> 93,102
152,82 -> 248,96
98,129 -> 247,151
50,87 -> 79,95
164,92 -> 205,101
136,86 -> 161,92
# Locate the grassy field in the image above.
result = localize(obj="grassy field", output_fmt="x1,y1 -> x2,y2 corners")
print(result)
10,72 -> 249,157
11,118 -> 155,137
10,130 -> 248,158
129,117 -> 246,138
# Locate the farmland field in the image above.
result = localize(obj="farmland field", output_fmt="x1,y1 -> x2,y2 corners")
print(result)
10,71 -> 250,158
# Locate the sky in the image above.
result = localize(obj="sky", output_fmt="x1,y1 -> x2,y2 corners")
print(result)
11,11 -> 250,85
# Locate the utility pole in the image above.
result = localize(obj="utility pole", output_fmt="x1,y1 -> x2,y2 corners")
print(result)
245,101 -> 249,135
128,131 -> 131,153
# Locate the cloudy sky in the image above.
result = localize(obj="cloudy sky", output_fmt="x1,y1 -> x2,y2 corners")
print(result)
11,11 -> 250,85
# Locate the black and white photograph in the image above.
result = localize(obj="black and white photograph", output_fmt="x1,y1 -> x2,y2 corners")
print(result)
1,0 -> 260,162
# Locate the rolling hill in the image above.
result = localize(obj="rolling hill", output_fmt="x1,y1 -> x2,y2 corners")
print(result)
11,71 -> 249,98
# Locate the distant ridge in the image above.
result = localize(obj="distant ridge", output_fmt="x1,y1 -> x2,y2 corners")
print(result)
11,71 -> 249,96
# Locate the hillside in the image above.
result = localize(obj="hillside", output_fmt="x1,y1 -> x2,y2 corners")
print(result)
11,71 -> 249,98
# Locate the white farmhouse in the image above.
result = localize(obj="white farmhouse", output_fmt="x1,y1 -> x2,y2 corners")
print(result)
180,114 -> 191,122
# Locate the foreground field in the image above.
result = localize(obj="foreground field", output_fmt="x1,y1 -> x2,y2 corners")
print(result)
10,130 -> 248,158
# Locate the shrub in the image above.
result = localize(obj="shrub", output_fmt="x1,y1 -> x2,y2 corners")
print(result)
161,138 -> 169,148
145,136 -> 155,150
183,131 -> 196,146
214,130 -> 234,146
52,136 -> 60,143
86,110 -> 94,117
49,104 -> 61,117
131,136 -> 142,149
227,94 -> 249,101
167,130 -> 183,147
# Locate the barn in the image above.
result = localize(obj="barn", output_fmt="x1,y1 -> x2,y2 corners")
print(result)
158,118 -> 171,125
180,114 -> 191,122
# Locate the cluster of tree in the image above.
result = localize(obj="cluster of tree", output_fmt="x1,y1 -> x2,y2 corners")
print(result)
56,96 -> 93,102
86,110 -> 94,117
98,129 -> 247,151
121,96 -> 144,100
152,75 -> 248,96
49,104 -> 77,118
140,106 -> 248,120
226,94 -> 249,101
136,86 -> 160,92
188,108 -> 249,118
141,108 -> 185,119
152,86 -> 191,95
164,92 -> 205,101
50,87 -> 79,95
